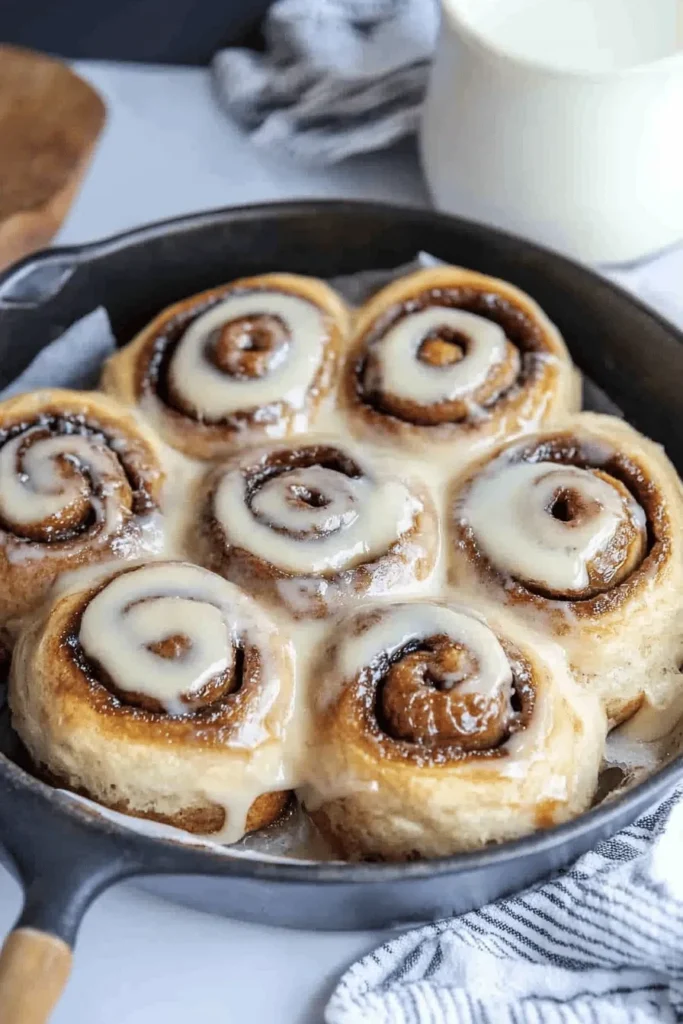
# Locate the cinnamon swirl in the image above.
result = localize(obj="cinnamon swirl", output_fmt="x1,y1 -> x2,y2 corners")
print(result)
9,561 -> 295,839
449,413 -> 683,726
303,602 -> 604,860
192,441 -> 439,617
0,389 -> 164,624
102,273 -> 349,459
343,267 -> 579,458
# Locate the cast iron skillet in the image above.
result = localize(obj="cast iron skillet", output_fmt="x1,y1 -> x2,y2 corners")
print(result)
0,201 -> 682,1022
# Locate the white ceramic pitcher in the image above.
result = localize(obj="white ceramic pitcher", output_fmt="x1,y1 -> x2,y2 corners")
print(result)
421,0 -> 683,263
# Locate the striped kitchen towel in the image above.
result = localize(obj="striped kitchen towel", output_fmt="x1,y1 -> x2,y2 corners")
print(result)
212,0 -> 439,163
327,789 -> 683,1023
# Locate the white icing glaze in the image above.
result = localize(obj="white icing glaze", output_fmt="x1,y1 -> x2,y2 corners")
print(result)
366,307 -> 508,403
79,562 -> 270,717
324,603 -> 513,709
167,292 -> 328,419
0,429 -> 125,536
8,277 -> 680,862
252,466 -> 360,536
460,461 -> 645,592
213,459 -> 422,574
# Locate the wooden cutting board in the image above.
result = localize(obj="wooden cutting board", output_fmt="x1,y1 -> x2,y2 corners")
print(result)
0,46 -> 106,272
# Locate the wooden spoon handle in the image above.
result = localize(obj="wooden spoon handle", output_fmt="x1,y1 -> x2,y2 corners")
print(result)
0,928 -> 72,1024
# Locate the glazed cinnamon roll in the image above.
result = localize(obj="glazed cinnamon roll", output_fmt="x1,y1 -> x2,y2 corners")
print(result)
449,413 -> 683,726
102,273 -> 349,460
343,267 -> 579,458
9,561 -> 294,839
192,441 -> 438,617
303,602 -> 604,860
0,389 -> 164,624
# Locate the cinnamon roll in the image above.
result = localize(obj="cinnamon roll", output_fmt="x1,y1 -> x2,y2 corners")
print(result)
102,273 -> 349,460
303,602 -> 604,860
192,441 -> 439,617
343,267 -> 579,458
9,561 -> 295,839
449,413 -> 683,726
0,389 -> 164,624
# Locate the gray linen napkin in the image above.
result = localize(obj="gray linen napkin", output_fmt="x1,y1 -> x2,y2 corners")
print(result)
212,0 -> 439,163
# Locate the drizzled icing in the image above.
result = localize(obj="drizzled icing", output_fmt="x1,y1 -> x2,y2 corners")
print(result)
460,460 -> 647,594
365,307 -> 509,404
79,563 -> 248,716
334,603 -> 512,705
7,560 -> 300,846
213,458 -> 421,575
0,428 -> 127,538
0,398 -> 165,625
166,292 -> 328,419
7,268 -> 681,861
341,269 -> 582,462
80,561 -> 241,712
300,596 -> 608,858
318,602 -> 519,756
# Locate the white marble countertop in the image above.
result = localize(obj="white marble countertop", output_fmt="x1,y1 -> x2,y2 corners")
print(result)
0,59 -> 681,1024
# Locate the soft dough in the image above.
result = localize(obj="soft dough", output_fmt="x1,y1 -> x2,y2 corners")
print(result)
303,601 -> 605,860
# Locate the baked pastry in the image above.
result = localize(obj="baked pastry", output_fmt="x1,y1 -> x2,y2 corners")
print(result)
192,440 -> 439,617
4,260 -> 681,860
303,601 -> 605,860
9,561 -> 295,839
449,413 -> 683,727
0,388 -> 164,624
342,266 -> 579,458
102,273 -> 349,460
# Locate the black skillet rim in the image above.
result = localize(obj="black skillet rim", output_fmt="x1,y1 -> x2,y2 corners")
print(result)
0,198 -> 682,884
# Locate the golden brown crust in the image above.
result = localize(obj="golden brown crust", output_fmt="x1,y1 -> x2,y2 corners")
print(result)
4,264 -> 681,857
50,582 -> 264,749
36,759 -> 289,835
342,267 -> 580,455
9,562 -> 295,837
0,389 -> 164,624
311,605 -> 537,767
305,602 -> 605,860
378,637 -> 526,750
192,441 -> 439,618
102,273 -> 350,460
451,427 -> 669,618
448,413 -> 683,727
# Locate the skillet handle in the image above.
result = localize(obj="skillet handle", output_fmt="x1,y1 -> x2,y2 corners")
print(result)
0,928 -> 71,1024
0,783 -> 137,1023
0,851 -> 131,1024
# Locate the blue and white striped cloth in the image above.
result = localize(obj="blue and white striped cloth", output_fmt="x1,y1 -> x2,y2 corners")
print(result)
327,790 -> 683,1023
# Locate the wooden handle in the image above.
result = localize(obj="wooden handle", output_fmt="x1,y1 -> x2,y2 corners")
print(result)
0,928 -> 72,1024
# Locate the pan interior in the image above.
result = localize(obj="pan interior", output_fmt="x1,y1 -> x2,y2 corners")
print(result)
0,201 -> 682,875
